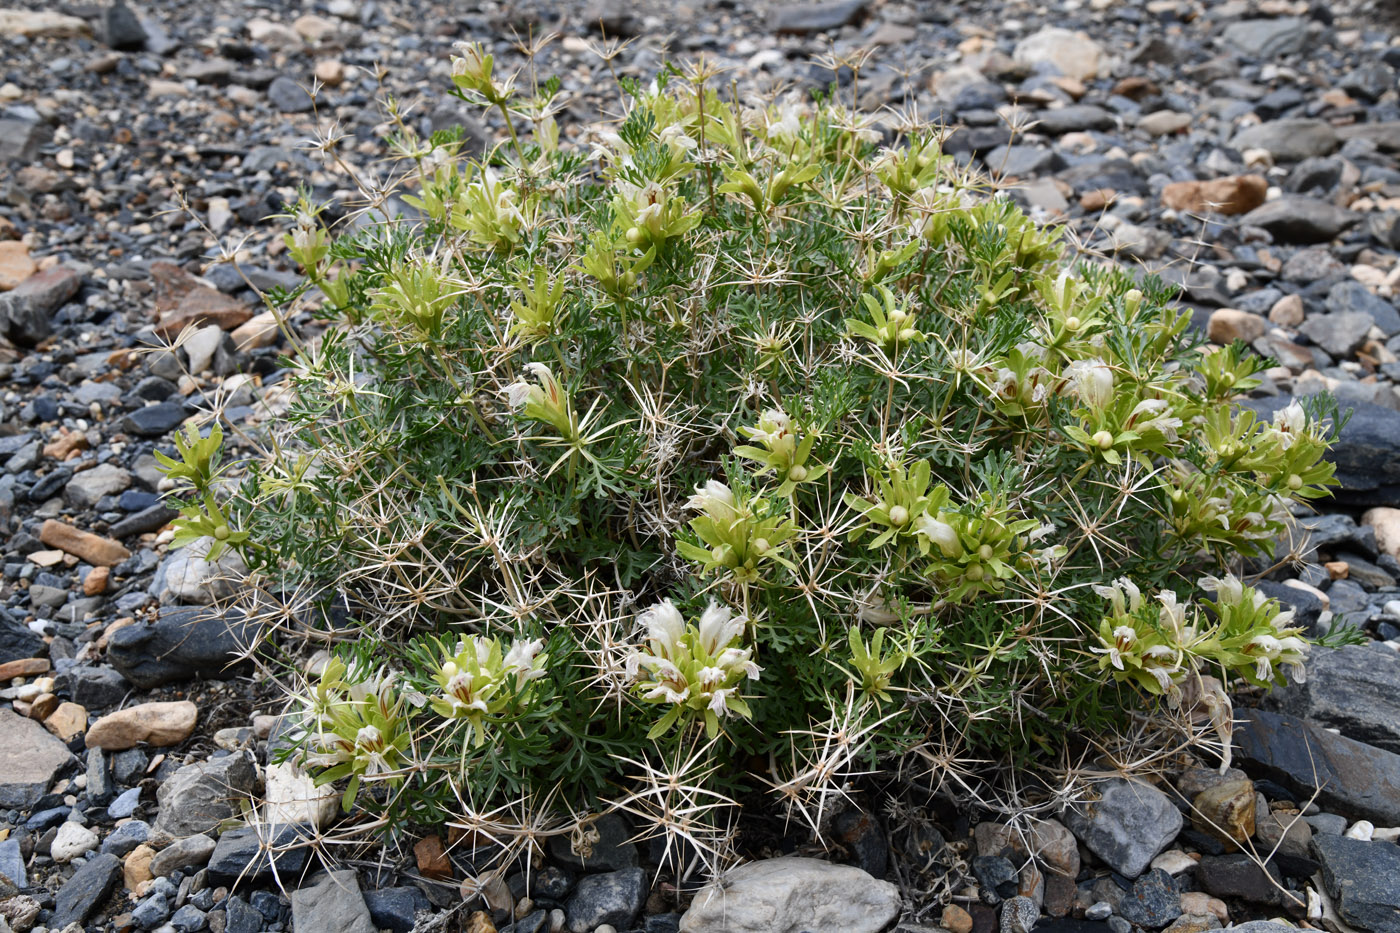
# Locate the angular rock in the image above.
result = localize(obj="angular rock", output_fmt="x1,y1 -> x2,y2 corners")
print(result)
53,852 -> 122,927
1241,198 -> 1358,244
155,751 -> 259,837
1013,27 -> 1103,80
52,821 -> 100,862
680,857 -> 899,933
0,615 -> 45,665
566,866 -> 647,933
150,261 -> 252,338
206,823 -> 311,884
1162,176 -> 1267,216
1266,643 -> 1400,753
107,607 -> 260,688
1196,853 -> 1292,907
86,700 -> 199,750
768,0 -> 867,34
1063,778 -> 1182,879
1118,869 -> 1181,929
149,834 -> 217,877
39,519 -> 130,566
291,870 -> 376,933
264,760 -> 338,830
1311,834 -> 1400,932
1231,120 -> 1338,163
1235,709 -> 1400,825
0,707 -> 74,808
364,887 -> 431,933
0,265 -> 81,347
122,402 -> 190,437
102,1 -> 147,50
1327,281 -> 1400,336
1299,310 -> 1374,358
64,463 -> 132,510
1221,18 -> 1307,58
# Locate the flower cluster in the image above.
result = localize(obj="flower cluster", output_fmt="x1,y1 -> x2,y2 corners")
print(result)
428,635 -> 548,747
625,601 -> 761,739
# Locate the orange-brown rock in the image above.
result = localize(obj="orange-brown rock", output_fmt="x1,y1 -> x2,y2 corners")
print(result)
150,260 -> 252,338
86,701 -> 198,750
415,834 -> 452,880
39,519 -> 131,566
84,565 -> 110,596
0,658 -> 50,680
0,240 -> 36,290
44,702 -> 87,742
43,429 -> 89,461
1161,175 -> 1267,216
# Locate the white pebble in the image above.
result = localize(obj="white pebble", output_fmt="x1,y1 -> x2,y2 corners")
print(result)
1344,820 -> 1374,841
1383,600 -> 1400,620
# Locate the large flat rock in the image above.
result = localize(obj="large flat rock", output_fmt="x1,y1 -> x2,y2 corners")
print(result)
0,707 -> 76,809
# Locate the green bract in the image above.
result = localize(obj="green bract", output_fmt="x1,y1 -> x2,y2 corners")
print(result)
166,58 -> 1354,872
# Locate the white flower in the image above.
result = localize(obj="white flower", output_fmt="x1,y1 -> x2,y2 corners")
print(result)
717,647 -> 762,680
1092,577 -> 1142,616
697,602 -> 744,656
1093,624 -> 1138,670
1200,573 -> 1244,605
1272,400 -> 1307,447
504,380 -> 534,408
696,666 -> 727,689
356,724 -> 382,748
1067,358 -> 1114,411
639,600 -> 685,659
659,124 -> 697,150
686,480 -> 738,522
644,682 -> 690,704
915,514 -> 960,556
503,638 -> 546,680
1157,591 -> 1187,639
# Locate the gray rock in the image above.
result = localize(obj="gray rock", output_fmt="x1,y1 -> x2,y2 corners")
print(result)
769,0 -> 868,34
566,867 -> 647,933
107,787 -> 143,821
1270,644 -> 1400,753
64,462 -> 132,510
170,903 -> 207,932
973,855 -> 1019,904
290,870 -> 376,933
223,896 -> 263,933
206,824 -> 311,884
1311,835 -> 1400,932
1341,62 -> 1397,102
154,751 -> 259,837
1118,870 -> 1181,929
1242,197 -> 1358,244
1063,779 -> 1181,879
363,886 -> 431,933
53,852 -> 122,927
87,748 -> 113,805
0,615 -> 45,665
0,707 -> 74,809
0,838 -> 25,889
102,1 -> 147,50
1221,18 -> 1307,58
101,818 -> 150,856
985,144 -> 1060,178
1299,310 -> 1375,358
122,402 -> 189,436
680,857 -> 900,933
1338,122 -> 1400,153
1231,120 -> 1338,162
1035,105 -> 1116,135
547,812 -> 638,872
60,665 -> 132,709
1235,708 -> 1400,825
0,266 -> 81,347
150,833 -> 217,877
1306,813 -> 1348,836
0,116 -> 51,164
1327,281 -> 1400,336
267,76 -> 312,112
107,606 -> 261,688
1197,854 -> 1291,907
133,893 -> 172,929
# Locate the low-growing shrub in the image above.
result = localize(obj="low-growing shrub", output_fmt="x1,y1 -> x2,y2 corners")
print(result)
162,50 -> 1351,875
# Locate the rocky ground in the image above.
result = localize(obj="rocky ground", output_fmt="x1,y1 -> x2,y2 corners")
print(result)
4,0 -> 1400,931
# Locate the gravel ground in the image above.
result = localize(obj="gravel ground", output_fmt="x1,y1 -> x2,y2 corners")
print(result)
4,0 -> 1400,931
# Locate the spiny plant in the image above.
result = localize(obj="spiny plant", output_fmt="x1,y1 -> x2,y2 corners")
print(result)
158,46 -> 1356,885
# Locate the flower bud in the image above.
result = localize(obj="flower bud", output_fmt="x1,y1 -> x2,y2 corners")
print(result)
978,544 -> 993,561
965,564 -> 984,582
214,524 -> 230,541
1065,316 -> 1081,332
626,227 -> 643,245
889,505 -> 909,526
788,465 -> 807,482
751,538 -> 771,556
1287,474 -> 1303,491
1093,430 -> 1114,450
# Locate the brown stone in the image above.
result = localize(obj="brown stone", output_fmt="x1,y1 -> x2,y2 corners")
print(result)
464,911 -> 497,933
0,240 -> 36,291
39,519 -> 131,566
415,834 -> 452,880
1191,778 -> 1256,848
124,844 -> 156,892
1268,294 -> 1305,327
86,701 -> 198,750
83,565 -> 110,596
44,702 -> 87,742
28,693 -> 60,721
1161,175 -> 1268,216
0,657 -> 50,680
43,429 -> 89,461
0,708 -> 73,809
149,260 -> 251,338
314,59 -> 345,87
1112,75 -> 1159,100
1207,309 -> 1266,345
230,309 -> 281,349
943,904 -> 974,933
1080,189 -> 1114,212
1363,507 -> 1400,560
1325,560 -> 1349,580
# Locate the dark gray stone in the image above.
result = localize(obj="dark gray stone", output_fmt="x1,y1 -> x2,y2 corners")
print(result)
564,867 -> 647,933
1062,778 -> 1183,879
1328,281 -> 1400,336
0,707 -> 74,809
1117,869 -> 1181,929
224,895 -> 263,933
1235,709 -> 1400,825
267,76 -> 312,113
974,855 -> 1019,904
769,0 -> 868,34
53,852 -> 122,927
107,607 -> 261,688
1273,644 -> 1400,754
1035,105 -> 1116,135
547,812 -> 638,872
1311,835 -> 1400,932
206,824 -> 312,884
102,818 -> 149,856
122,402 -> 190,436
1300,310 -> 1375,358
1242,198 -> 1359,244
1221,18 -> 1307,58
1231,120 -> 1337,162
133,893 -> 172,929
102,1 -> 147,50
0,116 -> 51,164
0,616 -> 45,664
1196,853 -> 1291,907
363,886 -> 431,933
59,665 -> 132,708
